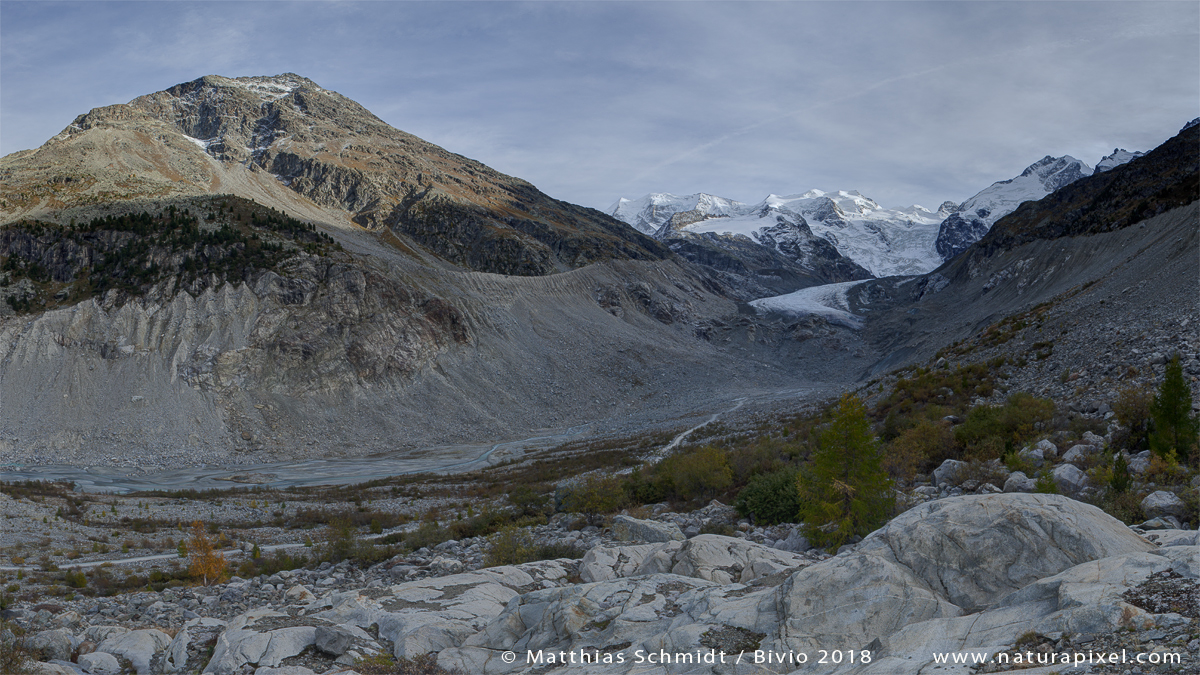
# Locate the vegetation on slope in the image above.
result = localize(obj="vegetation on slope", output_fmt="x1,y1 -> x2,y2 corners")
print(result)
0,195 -> 341,314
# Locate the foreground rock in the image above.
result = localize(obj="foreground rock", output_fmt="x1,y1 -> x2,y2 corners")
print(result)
15,494 -> 1199,675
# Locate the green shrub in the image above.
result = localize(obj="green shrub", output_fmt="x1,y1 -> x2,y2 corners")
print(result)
1114,385 -> 1154,452
1033,471 -> 1059,494
955,393 -> 1054,456
507,485 -> 552,517
734,468 -> 800,525
64,570 -> 87,588
657,446 -> 733,500
483,526 -> 583,567
559,474 -> 628,518
887,419 -> 953,479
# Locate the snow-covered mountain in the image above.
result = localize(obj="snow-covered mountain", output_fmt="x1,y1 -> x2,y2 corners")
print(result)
934,155 -> 1093,261
611,189 -> 950,278
1095,148 -> 1145,173
608,193 -> 747,236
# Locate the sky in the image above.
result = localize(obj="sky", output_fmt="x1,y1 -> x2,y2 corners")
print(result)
2,1 -> 1197,212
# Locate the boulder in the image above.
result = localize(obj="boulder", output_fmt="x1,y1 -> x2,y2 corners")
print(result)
853,493 -> 1155,612
163,618 -> 226,673
313,625 -> 356,656
1141,490 -> 1187,519
1034,438 -> 1058,459
1060,444 -> 1095,464
668,535 -> 810,584
580,535 -> 810,585
202,609 -> 315,675
283,585 -> 316,603
77,652 -> 121,675
1017,445 -> 1044,467
774,527 -> 811,553
1128,450 -> 1152,474
440,573 -> 720,674
932,459 -> 967,487
777,551 -> 960,654
25,629 -> 74,662
1140,516 -> 1183,530
610,515 -> 684,543
1002,471 -> 1036,493
313,562 -> 571,659
1051,463 -> 1088,494
579,543 -> 675,582
96,629 -> 171,675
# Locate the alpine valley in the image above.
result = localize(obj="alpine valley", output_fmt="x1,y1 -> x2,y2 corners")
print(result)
1,75 -> 1197,675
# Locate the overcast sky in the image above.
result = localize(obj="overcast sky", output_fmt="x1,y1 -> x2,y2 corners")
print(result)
2,1 -> 1197,211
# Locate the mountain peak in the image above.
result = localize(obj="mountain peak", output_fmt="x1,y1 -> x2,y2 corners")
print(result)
936,154 -> 1093,260
4,73 -> 669,275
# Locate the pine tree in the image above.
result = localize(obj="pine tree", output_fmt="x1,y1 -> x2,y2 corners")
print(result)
796,394 -> 894,551
1149,354 -> 1199,464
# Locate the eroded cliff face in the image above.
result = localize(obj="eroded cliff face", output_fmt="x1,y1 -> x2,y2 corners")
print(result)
0,250 -> 474,465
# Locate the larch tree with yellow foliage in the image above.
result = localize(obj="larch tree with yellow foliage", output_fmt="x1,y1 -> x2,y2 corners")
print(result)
188,521 -> 228,586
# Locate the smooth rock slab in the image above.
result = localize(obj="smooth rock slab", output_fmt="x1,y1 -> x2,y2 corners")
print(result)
778,550 -> 960,654
202,609 -> 315,675
95,629 -> 171,675
668,535 -> 810,584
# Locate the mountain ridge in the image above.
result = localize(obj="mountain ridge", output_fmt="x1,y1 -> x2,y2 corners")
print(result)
4,73 -> 669,276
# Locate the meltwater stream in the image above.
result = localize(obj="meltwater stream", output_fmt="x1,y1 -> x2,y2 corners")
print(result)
0,424 -> 593,494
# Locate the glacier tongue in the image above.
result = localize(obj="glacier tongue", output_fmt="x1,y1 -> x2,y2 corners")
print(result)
749,280 -> 869,328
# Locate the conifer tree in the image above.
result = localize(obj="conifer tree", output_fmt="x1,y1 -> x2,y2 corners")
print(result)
1150,354 -> 1199,464
188,521 -> 227,586
796,394 -> 894,551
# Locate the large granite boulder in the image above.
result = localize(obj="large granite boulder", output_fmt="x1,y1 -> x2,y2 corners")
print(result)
853,493 -> 1156,612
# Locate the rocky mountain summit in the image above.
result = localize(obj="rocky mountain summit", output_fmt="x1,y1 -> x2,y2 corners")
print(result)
2,73 -> 667,276
933,154 -> 1094,261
